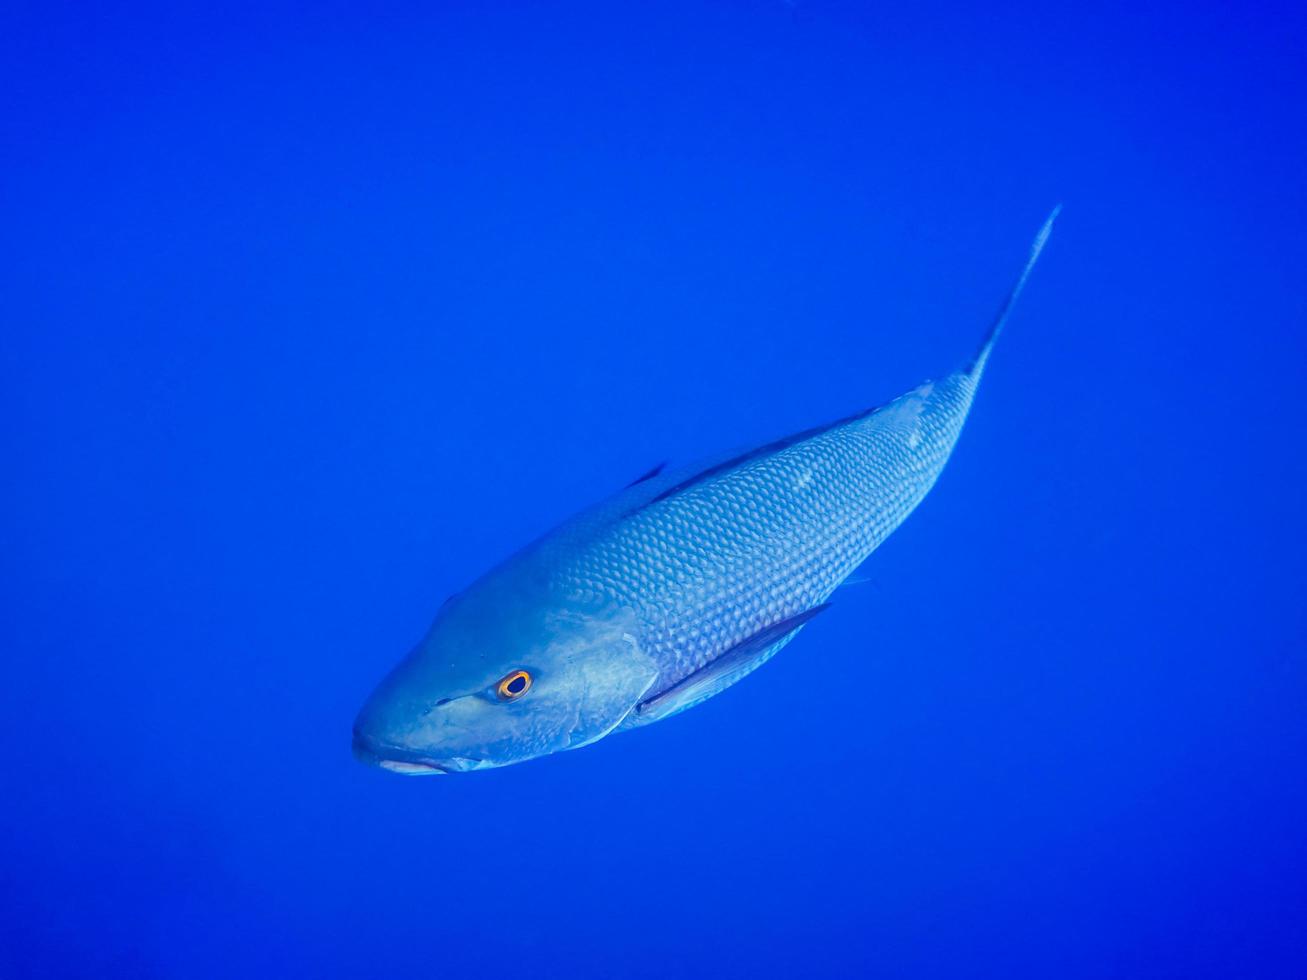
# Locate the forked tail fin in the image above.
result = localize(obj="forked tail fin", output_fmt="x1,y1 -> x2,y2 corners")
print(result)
967,205 -> 1061,377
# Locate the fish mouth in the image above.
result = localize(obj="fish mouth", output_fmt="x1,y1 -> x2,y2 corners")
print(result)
351,729 -> 485,776
377,758 -> 447,775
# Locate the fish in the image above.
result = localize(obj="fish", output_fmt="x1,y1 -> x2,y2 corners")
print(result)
352,208 -> 1060,775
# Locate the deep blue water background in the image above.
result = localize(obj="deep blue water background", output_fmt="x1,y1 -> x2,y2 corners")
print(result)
4,3 -> 1305,977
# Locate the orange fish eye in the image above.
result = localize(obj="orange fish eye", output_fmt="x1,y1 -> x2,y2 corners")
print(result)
496,670 -> 532,701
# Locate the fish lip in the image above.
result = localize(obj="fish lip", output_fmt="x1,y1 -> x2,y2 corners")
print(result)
351,728 -> 489,774
379,759 -> 449,775
352,729 -> 452,774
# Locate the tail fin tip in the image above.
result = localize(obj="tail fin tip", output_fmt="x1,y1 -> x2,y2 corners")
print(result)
967,204 -> 1061,375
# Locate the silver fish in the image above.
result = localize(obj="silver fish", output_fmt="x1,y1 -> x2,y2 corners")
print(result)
352,209 -> 1059,775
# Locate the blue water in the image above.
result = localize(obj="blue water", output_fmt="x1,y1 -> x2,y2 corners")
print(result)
4,3 -> 1305,977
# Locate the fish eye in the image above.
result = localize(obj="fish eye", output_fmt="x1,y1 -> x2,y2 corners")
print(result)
496,670 -> 532,701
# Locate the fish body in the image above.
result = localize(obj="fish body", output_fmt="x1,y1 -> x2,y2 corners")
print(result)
353,210 -> 1058,774
541,369 -> 978,727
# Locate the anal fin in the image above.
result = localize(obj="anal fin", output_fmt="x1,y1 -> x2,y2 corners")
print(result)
636,603 -> 830,723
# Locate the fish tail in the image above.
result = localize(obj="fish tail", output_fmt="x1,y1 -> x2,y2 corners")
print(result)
966,205 -> 1061,377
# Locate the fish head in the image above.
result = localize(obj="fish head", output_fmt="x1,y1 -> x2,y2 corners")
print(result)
352,588 -> 657,774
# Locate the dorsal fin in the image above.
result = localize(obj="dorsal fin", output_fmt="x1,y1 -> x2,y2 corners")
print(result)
639,404 -> 883,510
624,461 -> 667,488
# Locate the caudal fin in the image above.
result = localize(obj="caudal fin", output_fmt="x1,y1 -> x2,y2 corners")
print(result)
967,205 -> 1061,376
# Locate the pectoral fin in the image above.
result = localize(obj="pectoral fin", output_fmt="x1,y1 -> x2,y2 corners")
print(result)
635,604 -> 830,723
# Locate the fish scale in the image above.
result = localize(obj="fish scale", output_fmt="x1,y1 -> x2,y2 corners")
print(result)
550,371 -> 981,716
